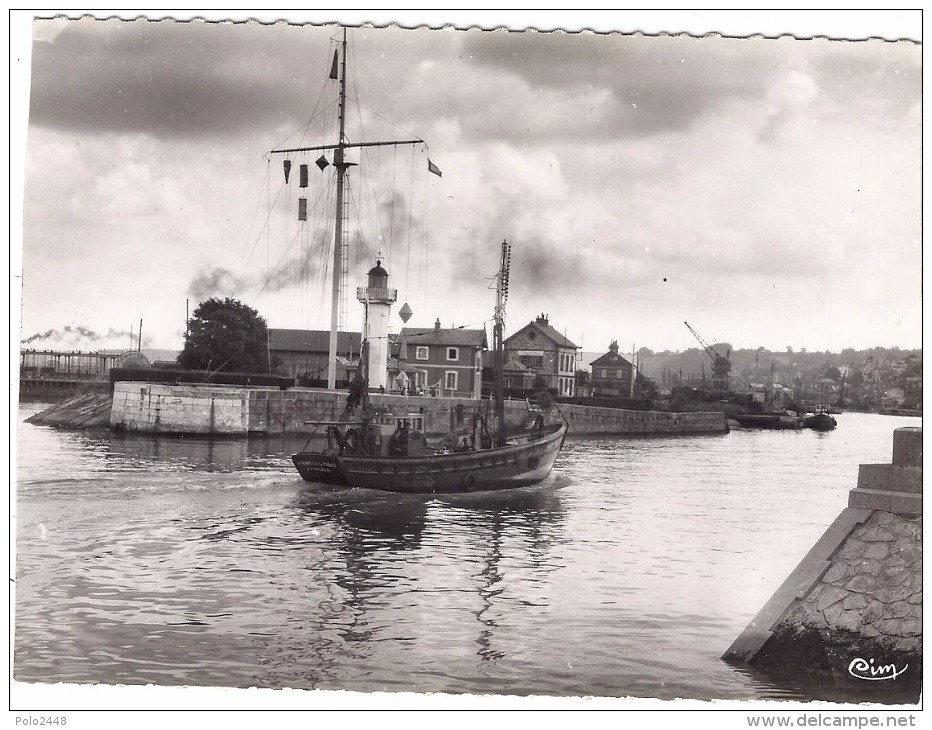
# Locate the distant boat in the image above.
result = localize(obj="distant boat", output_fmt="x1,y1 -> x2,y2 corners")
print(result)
730,411 -> 805,430
804,409 -> 837,432
804,383 -> 838,431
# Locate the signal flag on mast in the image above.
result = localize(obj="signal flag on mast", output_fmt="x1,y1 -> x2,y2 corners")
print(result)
428,159 -> 442,177
329,50 -> 339,80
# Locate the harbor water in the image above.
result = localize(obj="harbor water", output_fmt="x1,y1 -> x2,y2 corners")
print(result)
13,404 -> 921,702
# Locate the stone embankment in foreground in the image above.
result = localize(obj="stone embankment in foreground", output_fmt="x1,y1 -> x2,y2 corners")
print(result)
24,390 -> 112,428
724,427 -> 922,699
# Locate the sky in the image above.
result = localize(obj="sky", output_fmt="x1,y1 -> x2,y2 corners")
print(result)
12,10 -> 923,359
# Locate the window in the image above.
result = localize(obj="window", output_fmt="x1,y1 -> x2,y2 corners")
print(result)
601,369 -> 608,379
416,346 -> 429,361
444,371 -> 458,390
446,346 -> 459,362
521,355 -> 543,369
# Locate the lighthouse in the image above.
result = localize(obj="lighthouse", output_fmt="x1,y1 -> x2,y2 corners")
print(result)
357,259 -> 397,391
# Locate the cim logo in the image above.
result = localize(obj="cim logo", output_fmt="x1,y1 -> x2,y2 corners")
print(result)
847,657 -> 909,681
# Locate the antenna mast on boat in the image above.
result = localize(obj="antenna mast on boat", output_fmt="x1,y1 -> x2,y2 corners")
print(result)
493,240 -> 511,445
269,27 -> 425,390
328,27 -> 349,390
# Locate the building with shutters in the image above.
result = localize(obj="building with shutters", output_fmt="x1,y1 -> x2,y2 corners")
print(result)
589,341 -> 634,397
502,313 -> 578,396
398,319 -> 487,398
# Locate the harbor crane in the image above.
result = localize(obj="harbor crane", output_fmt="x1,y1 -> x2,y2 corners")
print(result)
684,321 -> 731,391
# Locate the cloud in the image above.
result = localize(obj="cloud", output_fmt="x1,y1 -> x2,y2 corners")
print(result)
18,19 -> 922,353
28,18 -> 336,138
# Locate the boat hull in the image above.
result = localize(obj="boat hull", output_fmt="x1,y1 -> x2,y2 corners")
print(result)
805,413 -> 837,431
292,422 -> 567,493
731,414 -> 804,430
292,453 -> 352,485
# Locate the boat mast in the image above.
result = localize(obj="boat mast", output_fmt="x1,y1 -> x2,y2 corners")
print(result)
269,28 -> 425,391
327,28 -> 349,389
493,240 -> 510,445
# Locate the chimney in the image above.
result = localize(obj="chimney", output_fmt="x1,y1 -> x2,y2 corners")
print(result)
536,313 -> 549,326
608,340 -> 619,354
434,318 -> 441,330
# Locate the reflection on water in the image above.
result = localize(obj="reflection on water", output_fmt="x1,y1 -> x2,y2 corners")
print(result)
14,404 -> 922,702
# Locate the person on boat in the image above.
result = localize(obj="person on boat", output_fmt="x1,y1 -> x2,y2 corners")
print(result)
390,422 -> 409,456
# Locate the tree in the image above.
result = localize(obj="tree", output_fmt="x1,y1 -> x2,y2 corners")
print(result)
178,298 -> 270,373
824,365 -> 842,382
634,373 -> 658,400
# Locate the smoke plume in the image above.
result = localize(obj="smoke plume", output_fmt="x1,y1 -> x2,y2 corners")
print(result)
21,326 -> 138,345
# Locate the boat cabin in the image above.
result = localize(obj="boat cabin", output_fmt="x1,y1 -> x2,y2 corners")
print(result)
367,412 -> 426,457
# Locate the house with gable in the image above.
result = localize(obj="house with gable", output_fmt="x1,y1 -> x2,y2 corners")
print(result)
503,313 -> 578,396
398,319 -> 487,398
589,341 -> 634,397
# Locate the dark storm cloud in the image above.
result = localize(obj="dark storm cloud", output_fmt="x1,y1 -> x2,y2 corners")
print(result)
29,18 -> 336,137
458,31 -> 779,140
810,40 -> 920,116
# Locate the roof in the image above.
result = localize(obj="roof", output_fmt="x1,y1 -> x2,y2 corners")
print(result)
590,350 -> 633,368
399,327 -> 488,349
503,357 -> 532,373
505,321 -> 578,349
368,260 -> 389,278
268,328 -> 361,354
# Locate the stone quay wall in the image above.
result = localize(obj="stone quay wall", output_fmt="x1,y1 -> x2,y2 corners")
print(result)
723,427 -> 922,695
109,382 -> 727,436
111,382 -> 251,434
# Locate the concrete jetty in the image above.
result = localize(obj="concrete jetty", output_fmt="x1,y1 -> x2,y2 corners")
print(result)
724,427 -> 922,695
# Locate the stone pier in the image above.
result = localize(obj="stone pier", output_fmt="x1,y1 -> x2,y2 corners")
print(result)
723,427 -> 922,696
105,382 -> 728,436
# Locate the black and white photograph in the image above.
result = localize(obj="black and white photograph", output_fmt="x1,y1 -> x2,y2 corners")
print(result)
10,10 -> 922,719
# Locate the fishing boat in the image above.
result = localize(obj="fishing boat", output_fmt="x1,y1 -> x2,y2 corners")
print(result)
286,30 -> 567,492
292,241 -> 568,493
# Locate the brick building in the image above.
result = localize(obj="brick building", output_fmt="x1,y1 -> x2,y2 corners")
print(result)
589,341 -> 634,397
398,319 -> 487,398
503,313 -> 578,396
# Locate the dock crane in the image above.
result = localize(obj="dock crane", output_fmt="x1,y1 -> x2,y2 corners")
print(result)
684,321 -> 731,392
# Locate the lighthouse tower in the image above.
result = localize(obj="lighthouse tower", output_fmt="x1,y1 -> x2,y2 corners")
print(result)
357,259 -> 397,391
